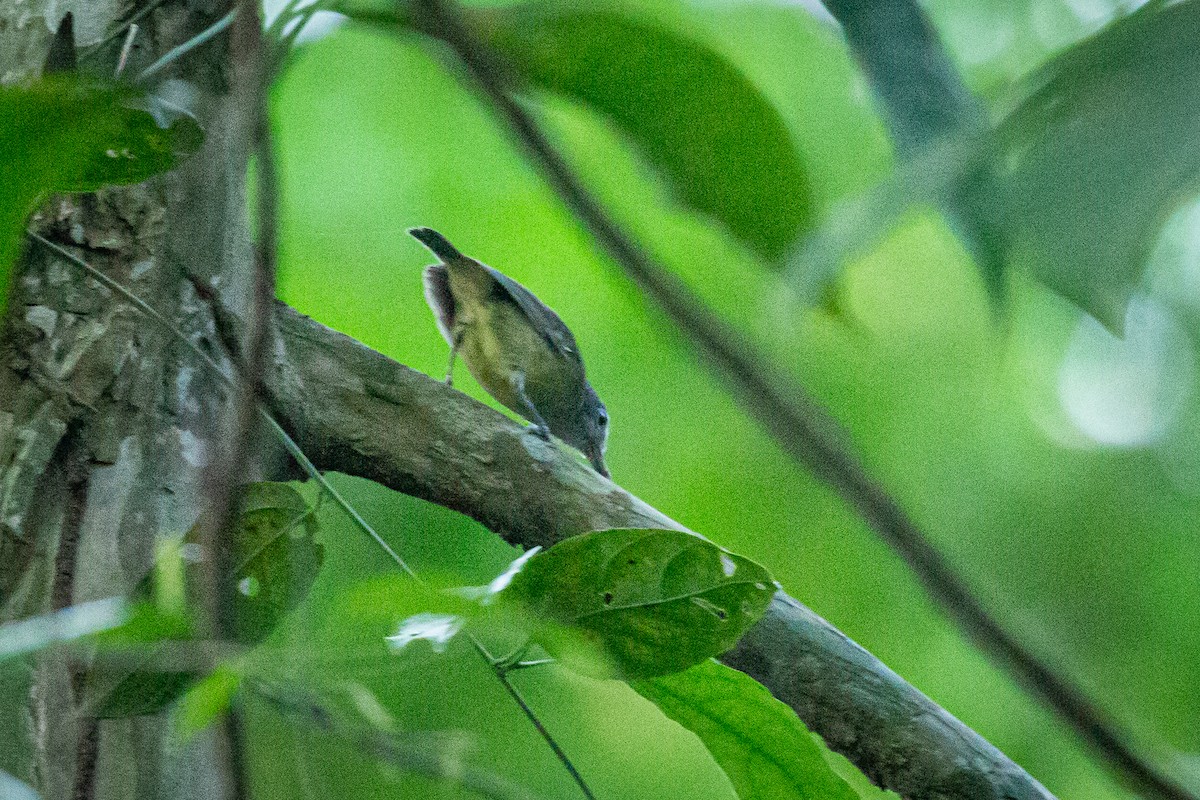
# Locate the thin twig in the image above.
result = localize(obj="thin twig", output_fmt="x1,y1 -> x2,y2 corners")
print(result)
115,24 -> 138,77
80,0 -> 172,62
136,10 -> 235,84
181,0 -> 275,796
57,465 -> 98,800
820,0 -> 982,154
205,0 -> 278,623
492,669 -> 595,800
408,3 -> 1197,799
814,0 -> 1005,299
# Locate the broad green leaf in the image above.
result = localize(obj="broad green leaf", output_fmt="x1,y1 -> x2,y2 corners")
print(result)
982,0 -> 1200,331
475,3 -> 813,262
0,75 -> 202,316
501,529 -> 775,678
634,659 -> 858,800
89,482 -> 322,718
173,664 -> 243,742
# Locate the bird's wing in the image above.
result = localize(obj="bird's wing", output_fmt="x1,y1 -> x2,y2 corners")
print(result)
485,266 -> 582,362
422,263 -> 456,345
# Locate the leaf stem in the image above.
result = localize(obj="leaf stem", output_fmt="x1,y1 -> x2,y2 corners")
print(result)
508,658 -> 555,672
491,667 -> 596,800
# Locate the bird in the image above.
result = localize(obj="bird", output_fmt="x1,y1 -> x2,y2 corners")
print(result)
410,227 -> 610,478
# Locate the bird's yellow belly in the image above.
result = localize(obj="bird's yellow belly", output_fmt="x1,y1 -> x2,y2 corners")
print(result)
457,301 -> 555,419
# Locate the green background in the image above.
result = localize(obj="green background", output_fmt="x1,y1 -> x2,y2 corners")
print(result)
253,2 -> 1200,798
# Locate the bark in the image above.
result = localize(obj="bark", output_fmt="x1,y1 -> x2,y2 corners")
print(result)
0,3 -> 251,798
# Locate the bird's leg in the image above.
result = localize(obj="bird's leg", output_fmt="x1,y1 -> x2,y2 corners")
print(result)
445,327 -> 464,387
510,370 -> 551,440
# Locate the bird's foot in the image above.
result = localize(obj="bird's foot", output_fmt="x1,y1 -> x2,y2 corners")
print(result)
527,423 -> 551,441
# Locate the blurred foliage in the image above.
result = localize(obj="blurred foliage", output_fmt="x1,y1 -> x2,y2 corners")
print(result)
4,0 -> 1200,798
983,0 -> 1200,331
477,3 -> 814,260
0,74 -> 201,316
800,0 -> 1200,332
85,482 -> 322,718
633,658 -> 859,800
173,664 -> 244,742
921,0 -> 1151,97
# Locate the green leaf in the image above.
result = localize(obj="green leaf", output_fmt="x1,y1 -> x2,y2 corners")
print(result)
173,664 -> 243,742
983,0 -> 1200,331
0,74 -> 203,316
229,481 -> 325,644
334,0 -> 410,26
501,529 -> 776,678
633,659 -> 858,800
89,601 -> 193,647
476,3 -> 813,261
88,482 -> 323,718
90,669 -> 198,719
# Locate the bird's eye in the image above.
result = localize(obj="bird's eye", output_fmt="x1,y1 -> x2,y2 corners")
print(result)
598,411 -> 608,426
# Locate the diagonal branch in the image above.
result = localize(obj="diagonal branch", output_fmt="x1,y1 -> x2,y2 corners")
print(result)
262,301 -> 1054,800
401,4 -> 1194,800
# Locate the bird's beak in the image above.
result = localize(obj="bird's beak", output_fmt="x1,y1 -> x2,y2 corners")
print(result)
588,448 -> 610,479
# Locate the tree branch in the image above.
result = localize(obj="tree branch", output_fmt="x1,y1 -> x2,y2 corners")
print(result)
262,301 -> 1055,800
820,0 -> 983,153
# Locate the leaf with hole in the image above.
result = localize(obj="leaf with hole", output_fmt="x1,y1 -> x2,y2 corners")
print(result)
470,3 -> 812,262
228,481 -> 325,644
634,659 -> 859,800
501,528 -> 776,678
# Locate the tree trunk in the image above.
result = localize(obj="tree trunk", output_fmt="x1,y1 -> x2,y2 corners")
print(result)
0,4 -> 253,798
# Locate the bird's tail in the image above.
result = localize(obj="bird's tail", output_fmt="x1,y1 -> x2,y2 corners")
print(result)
408,227 -> 466,262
